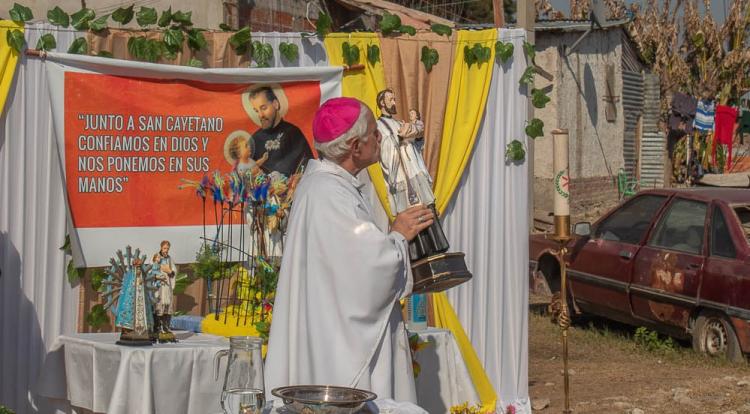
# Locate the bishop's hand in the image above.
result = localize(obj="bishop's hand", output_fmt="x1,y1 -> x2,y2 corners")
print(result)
391,204 -> 434,241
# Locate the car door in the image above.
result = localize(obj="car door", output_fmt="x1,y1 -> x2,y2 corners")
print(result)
631,197 -> 708,329
569,194 -> 668,318
701,203 -> 750,314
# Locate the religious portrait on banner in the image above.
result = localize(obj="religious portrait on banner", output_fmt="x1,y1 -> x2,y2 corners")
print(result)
241,84 -> 314,177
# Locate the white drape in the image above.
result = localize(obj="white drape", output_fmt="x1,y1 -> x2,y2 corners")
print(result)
441,28 -> 530,413
248,32 -> 329,68
0,23 -> 81,414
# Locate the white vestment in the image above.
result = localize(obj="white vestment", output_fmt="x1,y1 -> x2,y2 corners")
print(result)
265,159 -> 417,402
377,116 -> 434,214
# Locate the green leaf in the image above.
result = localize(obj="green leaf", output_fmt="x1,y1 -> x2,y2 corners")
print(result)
47,6 -> 70,27
252,41 -> 274,67
219,23 -> 232,31
367,44 -> 380,65
186,57 -> 203,68
187,29 -> 206,52
136,6 -> 157,27
531,88 -> 551,108
380,12 -> 401,36
35,33 -> 56,51
143,38 -> 164,62
71,8 -> 95,30
474,43 -> 491,62
60,234 -> 71,254
229,26 -> 252,55
6,29 -> 25,53
523,41 -> 535,63
97,50 -> 114,58
128,36 -> 162,62
67,37 -> 88,55
505,139 -> 526,162
464,43 -> 490,67
399,25 -> 416,36
495,41 -> 514,63
315,11 -> 332,37
66,258 -> 83,284
88,15 -> 109,32
9,3 -> 33,22
157,7 -> 172,27
90,269 -> 107,292
525,118 -> 544,139
519,66 -> 535,87
431,23 -> 452,37
163,27 -> 184,52
111,5 -> 134,25
127,36 -> 145,58
85,304 -> 110,329
342,41 -> 360,67
420,46 -> 439,73
172,10 -> 193,26
279,42 -> 299,61
464,45 -> 475,67
173,273 -> 194,295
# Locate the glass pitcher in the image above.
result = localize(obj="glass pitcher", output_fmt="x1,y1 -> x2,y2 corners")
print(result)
214,336 -> 265,414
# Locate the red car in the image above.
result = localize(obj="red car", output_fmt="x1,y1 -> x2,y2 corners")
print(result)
530,188 -> 750,361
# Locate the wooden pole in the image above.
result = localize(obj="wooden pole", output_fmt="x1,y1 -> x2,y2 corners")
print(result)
518,0 -> 536,231
492,0 -> 506,27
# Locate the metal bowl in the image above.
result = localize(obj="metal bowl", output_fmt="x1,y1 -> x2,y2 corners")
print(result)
271,385 -> 377,414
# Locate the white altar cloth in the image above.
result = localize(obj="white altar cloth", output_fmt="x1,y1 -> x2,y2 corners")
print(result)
412,328 -> 481,413
36,333 -> 228,414
35,329 -> 477,414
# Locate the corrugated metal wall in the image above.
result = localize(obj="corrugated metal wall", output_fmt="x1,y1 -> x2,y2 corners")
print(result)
640,73 -> 664,188
622,70 -> 644,177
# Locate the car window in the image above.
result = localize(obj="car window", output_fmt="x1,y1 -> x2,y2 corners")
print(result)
593,195 -> 667,244
649,199 -> 708,255
711,207 -> 736,258
734,205 -> 750,247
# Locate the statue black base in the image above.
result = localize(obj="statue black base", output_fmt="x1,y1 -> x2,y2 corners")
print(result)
408,204 -> 472,294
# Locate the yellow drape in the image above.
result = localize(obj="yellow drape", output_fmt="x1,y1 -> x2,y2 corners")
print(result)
324,33 -> 499,410
323,33 -> 393,220
0,21 -> 23,115
433,292 -> 497,412
433,29 -> 496,215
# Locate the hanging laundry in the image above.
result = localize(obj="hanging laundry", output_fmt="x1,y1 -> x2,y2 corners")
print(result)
693,99 -> 715,131
669,92 -> 698,134
713,105 -> 738,170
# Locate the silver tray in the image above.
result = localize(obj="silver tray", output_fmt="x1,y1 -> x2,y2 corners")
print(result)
271,385 -> 376,414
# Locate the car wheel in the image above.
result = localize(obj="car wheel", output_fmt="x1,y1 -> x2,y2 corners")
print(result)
692,313 -> 744,363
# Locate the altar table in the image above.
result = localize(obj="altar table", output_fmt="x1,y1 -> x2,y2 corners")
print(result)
36,329 -> 479,414
36,333 -> 227,414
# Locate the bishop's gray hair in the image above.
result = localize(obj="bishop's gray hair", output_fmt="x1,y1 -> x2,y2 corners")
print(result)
315,102 -> 370,162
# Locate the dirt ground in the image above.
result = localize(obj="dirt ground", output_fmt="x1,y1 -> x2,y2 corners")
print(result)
528,305 -> 750,413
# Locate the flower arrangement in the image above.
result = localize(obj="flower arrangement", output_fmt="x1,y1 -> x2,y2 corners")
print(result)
182,157 -> 303,345
449,402 -> 517,414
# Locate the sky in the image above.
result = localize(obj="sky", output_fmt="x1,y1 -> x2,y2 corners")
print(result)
547,0 -> 732,24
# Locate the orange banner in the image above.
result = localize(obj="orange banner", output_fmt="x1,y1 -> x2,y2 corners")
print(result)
64,73 -> 320,228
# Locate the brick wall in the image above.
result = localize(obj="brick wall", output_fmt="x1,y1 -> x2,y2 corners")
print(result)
569,176 -> 620,223
239,0 -> 315,32
535,176 -> 620,229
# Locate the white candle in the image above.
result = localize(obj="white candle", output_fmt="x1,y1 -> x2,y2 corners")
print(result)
552,129 -> 570,218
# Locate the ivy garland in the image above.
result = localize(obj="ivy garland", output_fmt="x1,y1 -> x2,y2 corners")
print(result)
4,3 -> 546,159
